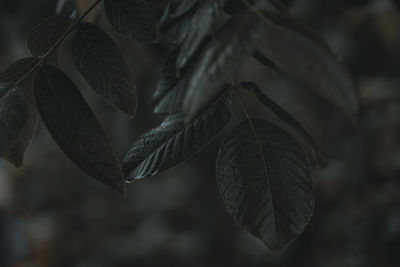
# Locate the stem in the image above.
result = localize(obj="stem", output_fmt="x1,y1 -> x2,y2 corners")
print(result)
15,0 -> 103,86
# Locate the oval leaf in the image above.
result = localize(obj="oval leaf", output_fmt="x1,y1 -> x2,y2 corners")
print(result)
0,57 -> 40,167
216,118 -> 314,254
72,22 -> 137,118
104,0 -> 158,42
27,16 -> 72,63
34,65 -> 125,193
259,11 -> 359,122
123,95 -> 231,181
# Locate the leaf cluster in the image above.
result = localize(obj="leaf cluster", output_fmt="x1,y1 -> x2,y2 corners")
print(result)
0,0 -> 359,253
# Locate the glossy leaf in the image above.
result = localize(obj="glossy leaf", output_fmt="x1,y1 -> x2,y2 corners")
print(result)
0,57 -> 40,167
183,11 -> 264,122
216,118 -> 314,254
34,65 -> 125,193
72,22 -> 137,118
104,0 -> 158,42
259,11 -> 359,122
123,95 -> 231,181
27,16 -> 72,63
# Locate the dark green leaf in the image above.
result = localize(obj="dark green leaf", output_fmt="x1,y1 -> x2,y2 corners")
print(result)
176,0 -> 227,69
72,22 -> 137,118
27,16 -> 72,63
0,83 -> 29,160
152,46 -> 181,104
259,11 -> 359,122
241,81 -> 329,168
153,37 -> 210,114
123,95 -> 231,181
34,65 -> 125,193
183,11 -> 264,122
0,57 -> 40,167
104,0 -> 158,42
216,118 -> 314,254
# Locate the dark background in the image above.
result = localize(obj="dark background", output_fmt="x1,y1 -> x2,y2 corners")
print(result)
0,0 -> 400,266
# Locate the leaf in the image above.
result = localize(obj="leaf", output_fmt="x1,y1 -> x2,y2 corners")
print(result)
153,37 -> 210,114
72,22 -> 137,118
34,65 -> 125,193
216,118 -> 314,254
241,81 -> 329,168
0,83 -> 29,159
104,0 -> 158,42
123,95 -> 231,181
183,11 -> 264,122
27,16 -> 72,63
176,0 -> 227,69
152,46 -> 181,104
258,11 -> 359,122
0,57 -> 40,167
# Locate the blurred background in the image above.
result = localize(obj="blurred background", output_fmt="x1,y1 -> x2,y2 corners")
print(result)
0,0 -> 400,266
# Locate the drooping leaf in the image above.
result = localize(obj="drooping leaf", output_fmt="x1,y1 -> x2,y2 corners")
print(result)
27,16 -> 72,63
0,57 -> 40,167
34,65 -> 125,193
153,37 -> 210,114
183,11 -> 264,122
241,81 -> 329,168
72,22 -> 137,118
104,0 -> 158,42
259,11 -> 359,122
216,118 -> 314,254
123,95 -> 231,181
176,0 -> 228,69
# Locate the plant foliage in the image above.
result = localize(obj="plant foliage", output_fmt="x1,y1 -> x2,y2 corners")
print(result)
0,0 -> 360,253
